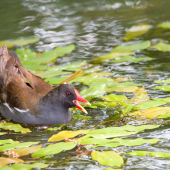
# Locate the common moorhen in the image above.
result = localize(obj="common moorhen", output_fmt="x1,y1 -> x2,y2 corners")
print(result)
0,45 -> 90,124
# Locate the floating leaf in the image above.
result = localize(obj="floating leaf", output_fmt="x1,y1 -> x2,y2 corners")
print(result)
96,138 -> 162,147
0,38 -> 39,48
130,107 -> 170,119
45,77 -> 69,84
158,22 -> 170,29
87,125 -> 159,138
80,84 -> 106,100
152,85 -> 170,91
48,129 -> 90,142
111,41 -> 151,53
130,88 -> 149,105
9,144 -> 42,157
124,24 -> 150,41
32,142 -> 76,158
0,157 -> 23,167
103,94 -> 128,105
126,151 -> 170,157
11,163 -> 49,170
150,42 -> 170,51
0,122 -> 31,133
73,115 -> 91,120
91,102 -> 117,108
133,100 -> 167,111
0,139 -> 18,145
91,52 -> 133,63
91,150 -> 124,167
0,132 -> 6,136
111,55 -> 152,63
155,79 -> 170,84
106,86 -> 138,93
55,44 -> 75,57
0,142 -> 39,152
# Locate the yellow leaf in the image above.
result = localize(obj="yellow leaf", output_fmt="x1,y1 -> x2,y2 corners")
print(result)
130,107 -> 170,119
106,86 -> 138,93
130,88 -> 150,105
48,130 -> 90,142
0,157 -> 23,167
9,144 -> 42,157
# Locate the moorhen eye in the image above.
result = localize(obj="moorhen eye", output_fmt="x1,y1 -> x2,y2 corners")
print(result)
67,92 -> 71,96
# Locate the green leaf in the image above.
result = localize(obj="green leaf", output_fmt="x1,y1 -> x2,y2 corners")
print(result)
130,107 -> 170,119
45,77 -> 69,84
152,85 -> 170,91
111,41 -> 151,53
133,100 -> 167,110
73,115 -> 91,120
87,125 -> 159,138
126,151 -> 170,157
32,142 -> 76,158
48,129 -> 90,142
0,38 -> 39,48
0,122 -> 31,133
106,86 -> 139,93
91,52 -> 133,63
111,55 -> 152,63
0,139 -> 19,145
91,150 -> 124,167
55,44 -> 75,57
0,142 -> 39,152
80,84 -> 106,100
155,79 -> 170,84
150,42 -> 170,51
16,48 -> 37,61
11,163 -> 49,170
96,138 -> 162,147
124,24 -> 150,41
158,22 -> 170,29
103,94 -> 128,105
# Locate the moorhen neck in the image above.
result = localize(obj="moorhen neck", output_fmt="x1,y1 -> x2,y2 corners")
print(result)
0,45 -> 90,124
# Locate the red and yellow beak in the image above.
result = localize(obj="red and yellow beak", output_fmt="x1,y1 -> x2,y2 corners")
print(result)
73,89 -> 91,114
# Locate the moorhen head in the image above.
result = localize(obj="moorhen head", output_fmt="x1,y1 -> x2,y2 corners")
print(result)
0,45 -> 90,124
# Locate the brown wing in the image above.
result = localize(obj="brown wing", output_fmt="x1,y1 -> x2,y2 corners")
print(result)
0,45 -> 53,114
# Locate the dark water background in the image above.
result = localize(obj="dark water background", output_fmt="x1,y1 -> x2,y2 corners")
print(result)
1,0 -> 170,169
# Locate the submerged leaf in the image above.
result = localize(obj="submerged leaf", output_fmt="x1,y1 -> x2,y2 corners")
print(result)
124,24 -> 150,41
91,150 -> 124,167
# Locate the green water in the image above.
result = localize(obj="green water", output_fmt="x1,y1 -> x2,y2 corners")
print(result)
1,0 -> 170,169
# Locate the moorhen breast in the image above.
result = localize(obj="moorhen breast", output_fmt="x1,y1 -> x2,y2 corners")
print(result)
0,45 -> 90,124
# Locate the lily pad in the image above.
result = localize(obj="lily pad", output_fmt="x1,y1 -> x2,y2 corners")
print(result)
10,163 -> 49,170
126,151 -> 170,157
111,41 -> 151,53
130,107 -> 170,119
91,150 -> 124,167
48,129 -> 90,142
0,157 -> 23,167
124,24 -> 150,41
150,42 -> 170,51
111,55 -> 152,63
158,22 -> 170,29
32,142 -> 76,158
152,85 -> 170,91
0,122 -> 31,133
0,38 -> 39,48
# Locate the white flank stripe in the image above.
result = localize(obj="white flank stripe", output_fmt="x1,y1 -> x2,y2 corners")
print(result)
14,107 -> 29,113
3,103 -> 14,113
